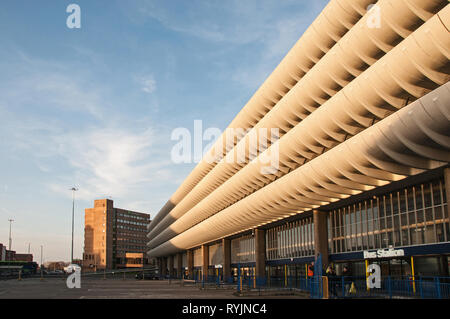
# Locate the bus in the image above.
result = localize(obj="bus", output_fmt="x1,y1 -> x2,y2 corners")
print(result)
0,261 -> 38,278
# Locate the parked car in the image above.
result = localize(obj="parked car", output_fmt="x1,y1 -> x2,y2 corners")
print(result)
135,272 -> 160,280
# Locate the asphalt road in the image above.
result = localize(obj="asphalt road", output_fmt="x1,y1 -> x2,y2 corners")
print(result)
0,277 -> 308,299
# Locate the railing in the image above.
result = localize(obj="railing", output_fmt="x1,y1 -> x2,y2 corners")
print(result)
192,274 -> 450,299
81,268 -> 159,280
326,276 -> 450,299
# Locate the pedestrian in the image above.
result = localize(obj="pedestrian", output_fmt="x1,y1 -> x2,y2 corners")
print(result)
326,265 -> 333,276
349,281 -> 357,295
326,264 -> 337,298
342,265 -> 351,296
307,262 -> 314,289
308,263 -> 314,278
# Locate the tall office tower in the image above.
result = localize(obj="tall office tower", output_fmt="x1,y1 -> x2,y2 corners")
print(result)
83,199 -> 151,270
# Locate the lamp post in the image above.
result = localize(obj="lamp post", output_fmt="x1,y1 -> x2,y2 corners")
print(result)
40,245 -> 44,280
8,219 -> 14,251
70,187 -> 78,264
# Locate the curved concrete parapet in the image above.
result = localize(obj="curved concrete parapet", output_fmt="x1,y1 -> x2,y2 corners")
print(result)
147,0 -> 447,240
148,81 -> 450,257
147,4 -> 450,250
146,0 -> 374,235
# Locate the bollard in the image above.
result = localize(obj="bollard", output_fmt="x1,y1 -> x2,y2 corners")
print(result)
365,260 -> 369,292
322,276 -> 329,299
284,264 -> 287,288
18,270 -> 22,281
411,256 -> 416,294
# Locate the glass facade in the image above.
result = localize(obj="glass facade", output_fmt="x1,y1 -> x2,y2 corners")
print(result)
414,255 -> 449,277
182,174 -> 450,279
333,255 -> 450,278
231,234 -> 255,264
267,264 -> 308,282
266,217 -> 314,260
193,247 -> 202,267
182,252 -> 187,268
327,178 -> 449,254
209,242 -> 223,266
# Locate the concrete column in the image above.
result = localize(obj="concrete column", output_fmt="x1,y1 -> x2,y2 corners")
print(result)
187,250 -> 194,280
157,257 -> 163,275
202,244 -> 209,281
168,255 -> 174,278
313,210 -> 329,268
255,229 -> 266,279
439,168 -> 450,276
176,252 -> 183,279
441,256 -> 449,277
222,238 -> 231,282
444,168 -> 450,227
161,256 -> 168,277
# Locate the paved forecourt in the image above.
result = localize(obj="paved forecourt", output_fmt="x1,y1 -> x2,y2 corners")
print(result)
0,277 -> 307,299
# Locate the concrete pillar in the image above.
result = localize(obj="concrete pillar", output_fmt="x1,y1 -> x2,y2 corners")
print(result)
168,255 -> 174,278
202,244 -> 209,281
444,168 -> 450,227
441,256 -> 449,277
177,252 -> 183,279
187,249 -> 194,280
161,256 -> 168,277
222,238 -> 231,282
313,210 -> 329,268
255,229 -> 266,279
157,257 -> 163,275
437,168 -> 450,276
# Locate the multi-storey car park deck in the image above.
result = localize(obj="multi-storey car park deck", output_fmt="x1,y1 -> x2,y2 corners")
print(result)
146,0 -> 450,298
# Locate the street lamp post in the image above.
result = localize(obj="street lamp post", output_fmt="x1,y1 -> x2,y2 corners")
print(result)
70,187 -> 78,264
40,245 -> 44,280
8,219 -> 14,251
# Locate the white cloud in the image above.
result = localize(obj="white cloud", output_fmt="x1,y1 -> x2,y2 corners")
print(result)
132,0 -> 290,45
36,163 -> 51,173
140,74 -> 157,93
0,53 -> 107,120
45,126 -> 179,204
128,0 -> 328,90
0,52 -> 179,217
55,128 -> 154,197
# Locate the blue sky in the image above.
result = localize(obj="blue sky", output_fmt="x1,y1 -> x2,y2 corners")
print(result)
0,0 -> 328,262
